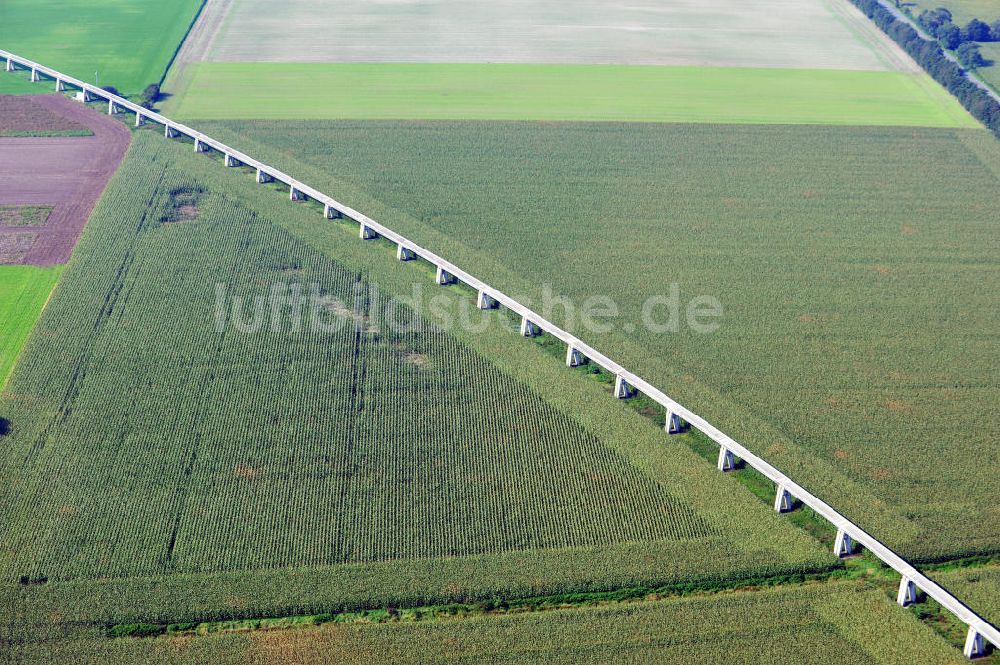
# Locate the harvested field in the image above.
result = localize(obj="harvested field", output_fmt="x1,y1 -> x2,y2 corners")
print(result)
0,95 -> 91,137
196,0 -> 912,72
0,95 -> 129,265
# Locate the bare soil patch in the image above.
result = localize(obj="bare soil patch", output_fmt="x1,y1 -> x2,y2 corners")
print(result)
402,352 -> 432,368
160,185 -> 206,223
0,232 -> 38,262
0,94 -> 130,265
234,463 -> 262,479
0,95 -> 91,136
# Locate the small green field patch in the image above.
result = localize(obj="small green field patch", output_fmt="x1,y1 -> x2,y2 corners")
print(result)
0,264 -> 62,389
0,206 -> 53,227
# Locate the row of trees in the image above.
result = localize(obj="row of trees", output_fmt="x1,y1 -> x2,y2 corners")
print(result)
917,8 -> 996,67
851,0 -> 1000,136
918,9 -> 998,44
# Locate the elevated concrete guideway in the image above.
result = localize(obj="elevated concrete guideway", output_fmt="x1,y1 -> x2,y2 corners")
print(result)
2,47 -> 996,659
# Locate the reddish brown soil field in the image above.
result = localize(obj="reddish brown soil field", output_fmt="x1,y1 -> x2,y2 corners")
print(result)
0,95 -> 130,265
0,95 -> 91,136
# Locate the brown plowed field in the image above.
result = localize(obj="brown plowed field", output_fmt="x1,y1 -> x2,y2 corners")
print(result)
0,94 -> 130,265
0,95 -> 90,136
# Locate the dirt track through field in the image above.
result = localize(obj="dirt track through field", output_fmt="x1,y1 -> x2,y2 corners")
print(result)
0,95 -> 130,265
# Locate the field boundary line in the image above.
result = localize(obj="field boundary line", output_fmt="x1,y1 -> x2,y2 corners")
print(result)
2,47 -> 996,658
158,0 -> 210,88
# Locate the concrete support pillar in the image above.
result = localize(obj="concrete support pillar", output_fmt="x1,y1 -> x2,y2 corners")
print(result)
164,125 -> 177,138
256,168 -> 271,184
5,57 -> 13,72
30,68 -> 39,82
665,412 -> 685,434
360,224 -> 377,240
964,628 -> 985,659
834,529 -> 854,557
396,245 -> 415,261
717,447 -> 735,472
194,138 -> 208,153
134,113 -> 145,127
566,346 -> 583,367
55,79 -> 64,92
477,291 -> 498,310
108,99 -> 116,115
436,266 -> 456,285
896,578 -> 917,607
224,154 -> 239,167
614,376 -> 635,399
774,486 -> 792,513
520,317 -> 540,337
324,204 -> 343,220
290,187 -> 303,201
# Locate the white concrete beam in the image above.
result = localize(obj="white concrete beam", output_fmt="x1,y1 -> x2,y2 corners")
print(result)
774,486 -> 793,513
255,168 -> 271,184
194,138 -> 208,153
897,578 -> 918,607
164,125 -> 177,138
834,529 -> 854,557
397,244 -> 415,261
135,113 -> 145,127
4,57 -> 13,72
324,204 -> 343,220
615,375 -> 635,399
717,447 -> 735,472
55,78 -> 64,92
477,291 -> 498,310
225,154 -> 240,167
360,224 -> 377,240
108,99 -> 117,115
30,67 -> 38,82
566,346 -> 584,367
290,187 -> 304,201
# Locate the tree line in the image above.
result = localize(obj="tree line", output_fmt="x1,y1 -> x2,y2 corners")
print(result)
851,0 -> 1000,137
916,7 -> 997,68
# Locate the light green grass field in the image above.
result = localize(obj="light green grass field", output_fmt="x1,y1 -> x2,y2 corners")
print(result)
168,63 -> 976,127
0,265 -> 61,390
4,583 -> 962,664
972,44 -> 1000,93
200,120 -> 1000,562
0,0 -> 204,96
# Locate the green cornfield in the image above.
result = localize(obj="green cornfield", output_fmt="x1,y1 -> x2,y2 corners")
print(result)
195,119 -> 1000,563
1,131 -> 833,641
